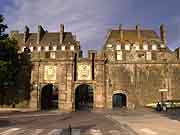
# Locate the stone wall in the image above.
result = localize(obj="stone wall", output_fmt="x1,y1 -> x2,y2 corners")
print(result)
108,63 -> 180,108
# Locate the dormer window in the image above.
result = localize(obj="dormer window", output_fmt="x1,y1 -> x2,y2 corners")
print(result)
133,43 -> 139,51
116,44 -> 121,50
30,46 -> 33,52
160,44 -> 166,48
106,44 -> 112,48
70,45 -> 74,51
125,44 -> 130,50
37,46 -> 41,52
116,51 -> 123,60
61,45 -> 66,51
53,46 -> 57,51
21,46 -> 25,52
152,44 -> 157,50
146,51 -> 152,60
45,46 -> 49,51
143,44 -> 148,50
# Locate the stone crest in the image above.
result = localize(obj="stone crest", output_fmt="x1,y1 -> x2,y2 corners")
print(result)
44,65 -> 57,81
77,64 -> 91,80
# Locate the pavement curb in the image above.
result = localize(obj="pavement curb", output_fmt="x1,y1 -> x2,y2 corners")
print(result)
106,115 -> 138,135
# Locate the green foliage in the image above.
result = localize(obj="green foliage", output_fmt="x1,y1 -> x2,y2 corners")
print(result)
0,15 -> 19,87
0,14 -> 8,40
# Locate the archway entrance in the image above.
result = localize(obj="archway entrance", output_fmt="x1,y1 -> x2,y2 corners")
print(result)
41,84 -> 58,110
75,84 -> 93,111
113,93 -> 126,108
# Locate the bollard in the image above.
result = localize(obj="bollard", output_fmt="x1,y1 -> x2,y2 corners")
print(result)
68,124 -> 72,135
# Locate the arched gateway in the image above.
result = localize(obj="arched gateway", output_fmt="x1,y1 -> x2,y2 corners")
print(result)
75,84 -> 93,111
41,84 -> 58,110
113,93 -> 127,108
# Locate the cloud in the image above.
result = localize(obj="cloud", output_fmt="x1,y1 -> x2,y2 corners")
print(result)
2,0 -> 132,55
2,0 -> 180,53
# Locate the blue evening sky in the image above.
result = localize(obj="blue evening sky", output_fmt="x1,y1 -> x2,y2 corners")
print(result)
0,0 -> 180,54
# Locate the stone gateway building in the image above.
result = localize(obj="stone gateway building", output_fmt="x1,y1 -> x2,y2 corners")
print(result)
9,24 -> 180,112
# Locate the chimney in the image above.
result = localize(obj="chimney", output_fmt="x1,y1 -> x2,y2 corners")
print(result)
23,25 -> 29,43
136,24 -> 141,40
160,24 -> 167,45
60,24 -> 64,44
73,34 -> 76,41
119,24 -> 123,40
37,25 -> 45,44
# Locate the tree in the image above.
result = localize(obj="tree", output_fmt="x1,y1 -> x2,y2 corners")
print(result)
0,14 -> 8,40
0,14 -> 20,104
0,38 -> 18,87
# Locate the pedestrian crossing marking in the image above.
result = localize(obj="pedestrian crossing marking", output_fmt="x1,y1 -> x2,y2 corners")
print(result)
109,130 -> 120,135
141,128 -> 158,135
47,129 -> 62,135
32,129 -> 44,135
0,127 -> 121,135
0,128 -> 20,135
89,129 -> 103,135
12,129 -> 26,135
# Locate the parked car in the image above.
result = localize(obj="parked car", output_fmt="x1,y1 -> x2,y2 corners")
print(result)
145,100 -> 180,109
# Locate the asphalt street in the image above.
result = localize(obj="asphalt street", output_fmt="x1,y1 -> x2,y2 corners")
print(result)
0,111 -> 134,135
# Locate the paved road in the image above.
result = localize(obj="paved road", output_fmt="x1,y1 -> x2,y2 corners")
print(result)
0,111 -> 134,135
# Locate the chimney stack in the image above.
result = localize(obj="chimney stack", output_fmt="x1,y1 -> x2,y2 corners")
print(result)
60,24 -> 64,44
160,24 -> 167,45
23,25 -> 29,43
37,25 -> 45,44
136,24 -> 141,40
119,24 -> 123,40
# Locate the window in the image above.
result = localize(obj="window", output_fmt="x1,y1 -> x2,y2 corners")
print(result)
106,44 -> 112,48
61,46 -> 65,51
152,44 -> 157,50
125,44 -> 130,50
116,44 -> 121,50
45,52 -> 50,58
117,51 -> 123,60
143,44 -> 148,50
160,44 -> 165,48
70,45 -> 74,51
30,46 -> 33,52
146,51 -> 152,60
53,46 -> 57,51
21,46 -> 25,52
45,46 -> 49,51
50,52 -> 56,59
135,44 -> 140,50
37,46 -> 41,52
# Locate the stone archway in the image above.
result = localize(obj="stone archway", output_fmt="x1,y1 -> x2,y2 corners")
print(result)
41,84 -> 58,110
113,90 -> 128,109
75,84 -> 93,111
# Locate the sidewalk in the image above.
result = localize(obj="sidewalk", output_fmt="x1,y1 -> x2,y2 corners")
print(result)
0,108 -> 36,113
106,108 -> 180,135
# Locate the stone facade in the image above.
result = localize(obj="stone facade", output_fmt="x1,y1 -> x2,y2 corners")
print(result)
9,24 -> 180,112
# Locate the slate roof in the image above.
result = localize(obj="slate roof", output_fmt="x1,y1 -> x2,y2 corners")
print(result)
106,29 -> 160,44
13,32 -> 77,46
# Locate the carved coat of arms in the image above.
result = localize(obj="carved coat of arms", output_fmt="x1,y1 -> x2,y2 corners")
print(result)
44,65 -> 57,81
77,64 -> 91,80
